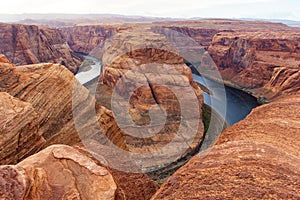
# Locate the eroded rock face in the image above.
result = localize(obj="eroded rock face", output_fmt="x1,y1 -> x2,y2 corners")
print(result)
152,94 -> 300,199
0,92 -> 44,165
74,141 -> 160,200
0,55 -> 158,199
0,23 -> 81,73
208,31 -> 300,100
97,29 -> 204,171
0,54 -> 128,164
0,56 -> 82,146
0,145 -> 117,200
60,25 -> 117,56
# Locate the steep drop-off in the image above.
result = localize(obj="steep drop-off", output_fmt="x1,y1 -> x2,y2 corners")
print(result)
58,20 -> 300,101
208,31 -> 300,101
0,23 -> 81,73
0,55 -> 159,199
152,94 -> 300,199
60,25 -> 117,56
0,54 -> 127,164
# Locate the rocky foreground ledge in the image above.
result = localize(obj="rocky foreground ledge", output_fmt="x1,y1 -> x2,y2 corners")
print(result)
0,55 -> 159,199
151,94 -> 300,199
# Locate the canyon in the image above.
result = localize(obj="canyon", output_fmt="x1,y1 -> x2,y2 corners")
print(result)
1,20 -> 299,101
0,18 -> 299,199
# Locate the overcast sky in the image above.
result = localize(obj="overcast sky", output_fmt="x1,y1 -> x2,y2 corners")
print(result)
2,0 -> 300,20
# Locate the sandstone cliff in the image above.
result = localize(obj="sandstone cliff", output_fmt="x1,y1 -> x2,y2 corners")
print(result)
74,141 -> 159,200
208,31 -> 300,101
152,94 -> 300,199
58,20 -> 300,101
60,25 -> 117,56
0,23 -> 81,73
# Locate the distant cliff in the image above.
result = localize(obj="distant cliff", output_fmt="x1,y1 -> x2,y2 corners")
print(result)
0,23 -> 81,73
60,25 -> 117,56
208,31 -> 300,101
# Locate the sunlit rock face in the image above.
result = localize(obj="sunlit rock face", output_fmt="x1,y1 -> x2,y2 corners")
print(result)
74,141 -> 160,200
0,92 -> 44,165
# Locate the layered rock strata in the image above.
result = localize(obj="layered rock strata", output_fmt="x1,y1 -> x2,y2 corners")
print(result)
60,25 -> 117,56
152,94 -> 300,199
97,28 -> 204,171
0,23 -> 81,73
0,55 -> 127,164
0,92 -> 44,164
207,31 -> 300,101
74,141 -> 159,200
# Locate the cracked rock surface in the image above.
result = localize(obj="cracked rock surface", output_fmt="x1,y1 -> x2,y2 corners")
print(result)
0,145 -> 117,200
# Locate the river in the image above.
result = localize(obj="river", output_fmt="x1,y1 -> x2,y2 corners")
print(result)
193,75 -> 259,126
75,54 -> 259,127
75,54 -> 102,85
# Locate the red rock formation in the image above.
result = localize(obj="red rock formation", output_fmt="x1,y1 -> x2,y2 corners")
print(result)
60,25 -> 117,56
216,94 -> 300,157
151,94 -> 300,199
0,58 -> 158,198
0,56 -> 82,146
0,92 -> 44,164
0,145 -> 117,200
0,55 -> 127,164
207,31 -> 300,100
58,20 -> 300,100
98,29 -> 204,172
0,23 -> 81,73
74,141 -> 159,200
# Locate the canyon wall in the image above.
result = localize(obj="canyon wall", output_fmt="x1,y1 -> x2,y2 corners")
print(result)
58,20 -> 300,101
0,23 -> 81,73
60,25 -> 118,56
1,19 -> 300,199
2,19 -> 297,100
0,54 -> 127,164
208,31 -> 300,101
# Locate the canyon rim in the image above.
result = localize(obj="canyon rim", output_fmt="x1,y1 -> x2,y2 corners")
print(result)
0,1 -> 300,199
